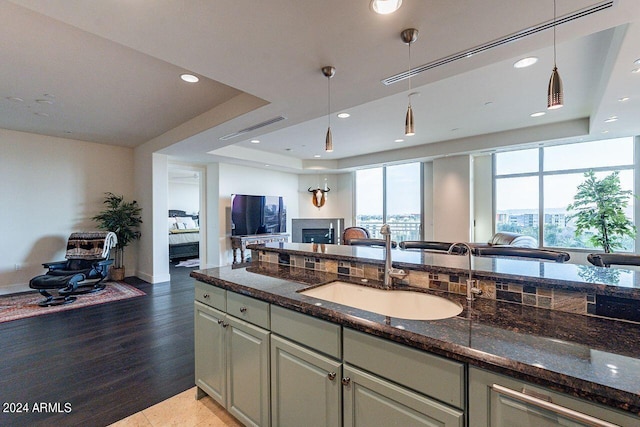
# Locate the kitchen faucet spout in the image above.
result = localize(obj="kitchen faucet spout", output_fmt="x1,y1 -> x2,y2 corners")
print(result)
380,224 -> 406,289
447,242 -> 482,301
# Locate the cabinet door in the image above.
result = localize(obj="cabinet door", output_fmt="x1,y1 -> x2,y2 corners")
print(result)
226,315 -> 270,427
194,302 -> 226,406
343,365 -> 464,427
469,367 -> 639,427
271,335 -> 342,427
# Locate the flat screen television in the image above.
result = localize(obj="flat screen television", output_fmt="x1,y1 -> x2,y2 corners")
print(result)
231,194 -> 286,236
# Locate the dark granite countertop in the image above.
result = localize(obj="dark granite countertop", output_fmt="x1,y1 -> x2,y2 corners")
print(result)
253,242 -> 640,299
191,263 -> 640,416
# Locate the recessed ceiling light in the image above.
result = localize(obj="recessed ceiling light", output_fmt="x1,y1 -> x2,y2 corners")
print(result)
6,96 -> 24,102
250,139 -> 260,144
484,101 -> 493,106
337,112 -> 350,119
618,97 -> 630,102
635,59 -> 640,65
43,93 -> 55,98
394,139 -> 404,143
34,112 -> 49,117
530,112 -> 546,117
264,164 -> 270,167
180,73 -> 199,83
632,68 -> 640,74
370,0 -> 402,14
451,128 -> 460,131
604,116 -> 618,123
602,130 -> 609,134
513,57 -> 538,68
314,154 -> 321,158
36,99 -> 54,105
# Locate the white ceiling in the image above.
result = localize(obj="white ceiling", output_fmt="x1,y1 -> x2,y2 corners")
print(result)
3,0 -> 640,173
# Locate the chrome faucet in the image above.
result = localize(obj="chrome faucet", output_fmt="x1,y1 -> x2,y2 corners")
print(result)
380,224 -> 407,289
447,242 -> 482,301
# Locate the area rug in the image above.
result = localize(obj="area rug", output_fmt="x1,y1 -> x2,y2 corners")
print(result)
176,258 -> 199,268
0,282 -> 146,324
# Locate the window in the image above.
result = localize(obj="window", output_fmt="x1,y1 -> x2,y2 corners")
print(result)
494,137 -> 635,251
355,163 -> 422,240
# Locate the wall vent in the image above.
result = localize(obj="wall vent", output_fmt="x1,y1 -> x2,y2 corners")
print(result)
219,116 -> 287,140
382,0 -> 614,86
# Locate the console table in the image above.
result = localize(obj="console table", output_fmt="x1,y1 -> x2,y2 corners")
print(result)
230,234 -> 289,264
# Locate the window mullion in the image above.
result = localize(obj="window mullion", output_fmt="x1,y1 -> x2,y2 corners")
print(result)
538,147 -> 544,248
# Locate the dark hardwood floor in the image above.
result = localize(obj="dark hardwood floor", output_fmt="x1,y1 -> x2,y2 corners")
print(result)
0,264 -> 197,427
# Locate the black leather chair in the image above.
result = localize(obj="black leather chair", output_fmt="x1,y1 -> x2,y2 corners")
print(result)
587,253 -> 640,268
29,231 -> 117,306
399,241 -> 466,254
349,238 -> 397,248
474,246 -> 570,263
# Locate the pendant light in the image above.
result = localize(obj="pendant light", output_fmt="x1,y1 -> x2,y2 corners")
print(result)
547,0 -> 563,109
322,66 -> 335,152
401,28 -> 418,136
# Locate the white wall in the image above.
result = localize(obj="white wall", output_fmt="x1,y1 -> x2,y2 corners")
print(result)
168,181 -> 199,214
433,155 -> 473,242
218,163 -> 299,265
297,173 -> 353,226
473,154 -> 493,243
0,129 -> 134,292
423,161 -> 434,240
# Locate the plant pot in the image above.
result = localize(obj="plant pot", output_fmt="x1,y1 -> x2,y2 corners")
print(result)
110,267 -> 125,281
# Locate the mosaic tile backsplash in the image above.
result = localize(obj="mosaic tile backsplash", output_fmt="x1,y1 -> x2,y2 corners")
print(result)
257,249 -> 595,316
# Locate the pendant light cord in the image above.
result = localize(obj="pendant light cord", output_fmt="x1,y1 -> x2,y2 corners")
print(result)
553,0 -> 557,67
408,42 -> 412,105
327,76 -> 331,128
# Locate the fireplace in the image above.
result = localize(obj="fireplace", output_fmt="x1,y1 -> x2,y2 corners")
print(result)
302,228 -> 335,244
292,218 -> 344,244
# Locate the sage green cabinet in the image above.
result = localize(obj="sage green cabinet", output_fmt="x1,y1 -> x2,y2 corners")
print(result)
469,367 -> 640,427
194,291 -> 271,427
343,364 -> 464,427
226,314 -> 270,427
194,301 -> 226,405
271,334 -> 342,427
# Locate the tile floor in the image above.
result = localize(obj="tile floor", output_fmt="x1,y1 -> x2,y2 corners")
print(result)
109,388 -> 242,427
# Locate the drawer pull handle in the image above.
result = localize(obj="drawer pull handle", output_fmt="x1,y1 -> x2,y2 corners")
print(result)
240,306 -> 247,313
341,377 -> 351,386
203,293 -> 210,299
221,322 -> 229,328
327,372 -> 336,381
491,384 -> 619,427
217,319 -> 224,325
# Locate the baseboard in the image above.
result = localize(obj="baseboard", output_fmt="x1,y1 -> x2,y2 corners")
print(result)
0,282 -> 32,296
136,270 -> 171,284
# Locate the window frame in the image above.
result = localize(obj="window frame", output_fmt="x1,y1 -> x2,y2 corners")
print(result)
492,138 -> 638,252
354,162 -> 424,240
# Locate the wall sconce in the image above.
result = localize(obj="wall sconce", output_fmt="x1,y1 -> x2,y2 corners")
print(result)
308,185 -> 330,208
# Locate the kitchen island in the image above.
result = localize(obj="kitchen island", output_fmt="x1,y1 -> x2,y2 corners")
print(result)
192,243 -> 640,426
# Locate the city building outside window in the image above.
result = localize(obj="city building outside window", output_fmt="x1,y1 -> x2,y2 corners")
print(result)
494,137 -> 635,251
355,162 -> 422,240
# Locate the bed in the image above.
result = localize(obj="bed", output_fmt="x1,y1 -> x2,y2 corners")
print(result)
168,210 -> 200,261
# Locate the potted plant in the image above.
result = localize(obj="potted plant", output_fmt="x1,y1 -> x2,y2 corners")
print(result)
567,170 -> 635,253
92,192 -> 142,280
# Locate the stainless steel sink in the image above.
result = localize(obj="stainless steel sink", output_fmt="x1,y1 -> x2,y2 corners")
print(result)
300,281 -> 463,320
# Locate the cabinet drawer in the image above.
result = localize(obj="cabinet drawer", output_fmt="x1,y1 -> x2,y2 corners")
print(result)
343,328 -> 465,409
271,305 -> 342,359
195,282 -> 226,310
227,291 -> 270,329
469,367 -> 640,427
